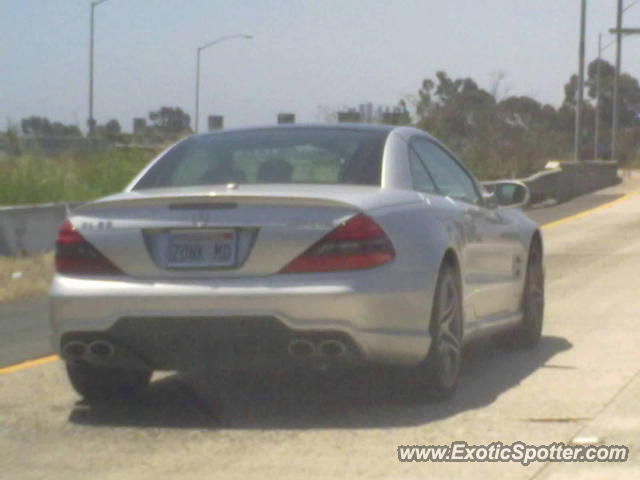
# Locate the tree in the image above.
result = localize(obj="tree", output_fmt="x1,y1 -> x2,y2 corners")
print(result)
21,116 -> 52,136
497,96 -> 572,169
563,60 -> 640,128
21,116 -> 81,137
560,60 -> 640,159
148,107 -> 191,135
417,71 -> 496,144
50,122 -> 81,136
105,119 -> 121,136
2,126 -> 21,155
414,71 -> 571,178
585,58 -> 640,129
498,96 -> 556,130
94,119 -> 122,141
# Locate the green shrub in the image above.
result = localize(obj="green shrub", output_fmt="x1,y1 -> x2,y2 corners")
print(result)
0,148 -> 155,205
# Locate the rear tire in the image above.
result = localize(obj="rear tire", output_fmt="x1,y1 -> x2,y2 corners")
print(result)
65,362 -> 151,403
422,264 -> 463,399
392,264 -> 463,401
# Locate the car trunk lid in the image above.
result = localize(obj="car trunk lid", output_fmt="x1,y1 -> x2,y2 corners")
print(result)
68,185 -> 418,278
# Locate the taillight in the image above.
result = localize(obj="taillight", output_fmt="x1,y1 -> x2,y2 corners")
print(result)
280,213 -> 395,273
55,220 -> 122,275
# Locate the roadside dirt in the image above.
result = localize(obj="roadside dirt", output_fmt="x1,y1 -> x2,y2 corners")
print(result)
0,252 -> 53,303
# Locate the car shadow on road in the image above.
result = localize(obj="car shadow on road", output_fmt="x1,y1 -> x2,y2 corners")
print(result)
68,335 -> 571,430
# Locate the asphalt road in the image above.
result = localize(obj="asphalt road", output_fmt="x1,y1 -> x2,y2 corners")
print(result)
1,178 -> 639,479
0,296 -> 50,368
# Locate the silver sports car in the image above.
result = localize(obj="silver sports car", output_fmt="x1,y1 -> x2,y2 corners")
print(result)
50,124 -> 544,401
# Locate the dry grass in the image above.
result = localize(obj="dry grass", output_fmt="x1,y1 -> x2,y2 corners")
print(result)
0,253 -> 54,304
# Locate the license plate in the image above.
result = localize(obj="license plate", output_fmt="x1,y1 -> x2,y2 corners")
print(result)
167,230 -> 237,268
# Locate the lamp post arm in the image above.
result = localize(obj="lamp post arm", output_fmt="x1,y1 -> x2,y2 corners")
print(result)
194,34 -> 252,133
198,34 -> 252,52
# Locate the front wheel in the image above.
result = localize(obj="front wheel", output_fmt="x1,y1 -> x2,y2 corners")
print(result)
499,241 -> 544,349
65,362 -> 152,403
515,241 -> 545,348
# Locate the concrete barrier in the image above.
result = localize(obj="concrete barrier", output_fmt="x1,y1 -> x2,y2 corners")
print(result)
0,203 -> 81,256
485,161 -> 621,206
517,168 -> 562,204
554,161 -> 620,201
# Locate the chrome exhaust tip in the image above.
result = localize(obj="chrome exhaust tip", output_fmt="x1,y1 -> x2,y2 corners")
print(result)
88,340 -> 115,357
288,339 -> 316,358
318,339 -> 347,358
62,341 -> 87,359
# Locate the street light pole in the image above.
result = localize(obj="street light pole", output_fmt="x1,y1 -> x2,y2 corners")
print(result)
88,0 -> 109,136
195,47 -> 201,134
574,0 -> 587,161
194,34 -> 252,133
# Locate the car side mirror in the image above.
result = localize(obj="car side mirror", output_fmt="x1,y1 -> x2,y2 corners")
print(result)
492,181 -> 530,208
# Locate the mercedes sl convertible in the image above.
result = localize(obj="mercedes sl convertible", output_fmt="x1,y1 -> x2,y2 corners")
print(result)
50,124 -> 544,402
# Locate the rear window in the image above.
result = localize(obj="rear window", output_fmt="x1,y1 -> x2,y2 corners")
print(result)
133,128 -> 388,189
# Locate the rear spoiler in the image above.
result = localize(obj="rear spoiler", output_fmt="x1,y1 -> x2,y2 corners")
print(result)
73,194 -> 359,214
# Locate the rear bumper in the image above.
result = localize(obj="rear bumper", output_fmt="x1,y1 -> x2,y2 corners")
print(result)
49,267 -> 435,368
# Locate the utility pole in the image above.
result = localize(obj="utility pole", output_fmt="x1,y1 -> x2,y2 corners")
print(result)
88,0 -> 109,136
574,0 -> 587,161
611,0 -> 624,162
594,33 -> 603,159
607,0 -> 640,161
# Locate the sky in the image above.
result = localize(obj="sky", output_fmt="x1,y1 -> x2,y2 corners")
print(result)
2,0 -> 640,133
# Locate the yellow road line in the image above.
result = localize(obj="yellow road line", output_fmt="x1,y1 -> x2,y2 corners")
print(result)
542,188 -> 640,229
0,354 -> 58,375
1,187 -> 639,375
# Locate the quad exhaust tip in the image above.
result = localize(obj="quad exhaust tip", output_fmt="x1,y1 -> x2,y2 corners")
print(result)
62,340 -> 115,359
287,338 -> 347,358
88,340 -> 115,357
288,339 -> 316,358
62,341 -> 86,358
318,339 -> 347,358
